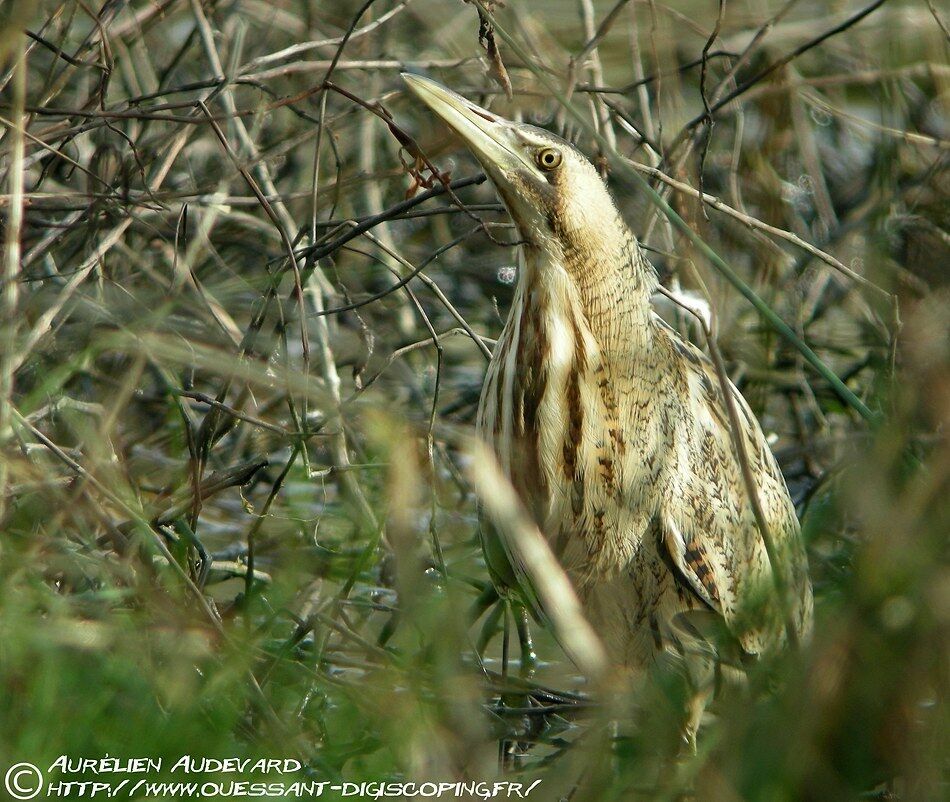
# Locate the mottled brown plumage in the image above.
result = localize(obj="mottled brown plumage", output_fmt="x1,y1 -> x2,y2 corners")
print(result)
404,75 -> 813,680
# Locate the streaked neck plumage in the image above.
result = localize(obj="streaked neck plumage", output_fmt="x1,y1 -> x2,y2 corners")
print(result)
516,204 -> 658,364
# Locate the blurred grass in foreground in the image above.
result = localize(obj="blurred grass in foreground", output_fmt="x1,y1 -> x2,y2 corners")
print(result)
1,0 -> 948,799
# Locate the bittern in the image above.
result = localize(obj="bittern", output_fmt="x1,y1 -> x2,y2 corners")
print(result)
403,75 -> 813,702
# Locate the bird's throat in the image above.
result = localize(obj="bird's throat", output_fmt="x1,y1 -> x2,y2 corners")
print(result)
519,225 -> 657,363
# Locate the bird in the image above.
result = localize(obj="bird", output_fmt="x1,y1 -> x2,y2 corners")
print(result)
402,74 -> 813,727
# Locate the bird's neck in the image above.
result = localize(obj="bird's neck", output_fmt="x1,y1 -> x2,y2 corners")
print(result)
520,220 -> 657,361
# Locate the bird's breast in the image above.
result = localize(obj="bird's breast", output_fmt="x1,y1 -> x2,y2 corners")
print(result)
477,280 -> 667,582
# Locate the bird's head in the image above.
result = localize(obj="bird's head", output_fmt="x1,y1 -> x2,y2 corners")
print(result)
403,74 -> 626,262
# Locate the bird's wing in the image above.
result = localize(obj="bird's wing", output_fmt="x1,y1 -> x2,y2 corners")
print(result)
661,515 -> 727,615
656,326 -> 813,655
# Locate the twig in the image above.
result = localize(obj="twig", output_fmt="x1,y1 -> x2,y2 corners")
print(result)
297,174 -> 487,262
627,160 -> 891,297
241,0 -> 413,73
469,443 -> 609,681
0,39 -> 26,519
676,0 -> 891,141
199,101 -> 310,361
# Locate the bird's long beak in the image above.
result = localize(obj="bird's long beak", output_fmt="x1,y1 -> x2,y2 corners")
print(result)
401,73 -> 535,175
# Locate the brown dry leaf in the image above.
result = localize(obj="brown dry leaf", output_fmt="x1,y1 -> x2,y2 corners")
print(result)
466,1 -> 513,99
484,26 -> 513,100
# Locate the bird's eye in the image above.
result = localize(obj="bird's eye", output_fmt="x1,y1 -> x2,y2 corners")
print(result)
536,148 -> 562,170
